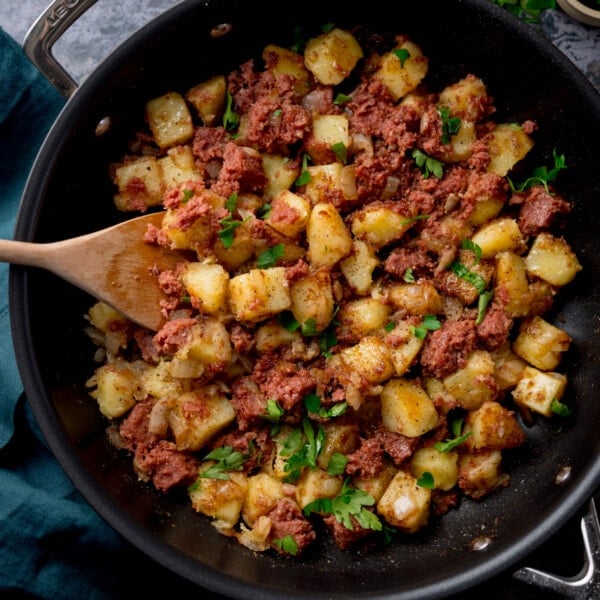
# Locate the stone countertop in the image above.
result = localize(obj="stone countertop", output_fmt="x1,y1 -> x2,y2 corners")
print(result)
0,1 -> 599,92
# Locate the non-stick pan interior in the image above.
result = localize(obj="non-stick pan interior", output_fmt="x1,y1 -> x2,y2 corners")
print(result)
10,0 -> 600,598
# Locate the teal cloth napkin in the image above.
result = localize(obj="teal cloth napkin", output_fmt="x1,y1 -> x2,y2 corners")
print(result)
0,28 -> 212,599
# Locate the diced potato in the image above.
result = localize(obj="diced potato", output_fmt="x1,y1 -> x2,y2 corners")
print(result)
290,267 -> 335,333
213,217 -> 258,271
377,469 -> 431,533
350,205 -> 412,248
442,119 -> 477,163
229,267 -> 292,322
255,320 -> 301,353
306,202 -> 353,267
438,75 -> 490,122
87,362 -> 141,418
339,336 -> 395,384
468,195 -> 506,227
422,377 -> 457,415
381,378 -> 438,437
317,422 -> 359,471
471,217 -> 526,258
491,344 -> 528,391
440,250 -> 494,305
146,91 -> 194,149
158,145 -> 202,189
387,281 -> 444,315
182,261 -> 229,316
169,387 -> 236,451
524,232 -> 582,287
306,114 -> 350,163
303,163 -> 344,204
295,469 -> 342,509
263,44 -> 310,95
463,400 -> 525,451
420,215 -> 473,256
458,450 -> 509,500
86,301 -> 128,354
140,358 -> 186,399
373,39 -> 428,102
410,447 -> 458,491
189,471 -> 248,527
185,74 -> 226,126
387,321 -> 425,377
495,251 -> 530,317
242,473 -> 285,527
486,123 -> 534,177
113,156 -> 164,210
176,317 -> 233,368
262,153 -> 299,201
340,240 -> 379,294
512,365 -> 568,417
442,350 -> 497,410
264,190 -> 311,238
336,298 -> 391,341
353,462 -> 397,503
513,315 -> 571,371
304,28 -> 364,85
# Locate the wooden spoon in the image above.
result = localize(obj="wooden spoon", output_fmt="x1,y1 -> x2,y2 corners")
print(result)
1,212 -> 182,331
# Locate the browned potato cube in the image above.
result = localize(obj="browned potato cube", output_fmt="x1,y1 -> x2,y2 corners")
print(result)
512,365 -> 567,417
146,91 -> 194,149
185,75 -> 226,126
463,400 -> 525,451
513,315 -> 571,371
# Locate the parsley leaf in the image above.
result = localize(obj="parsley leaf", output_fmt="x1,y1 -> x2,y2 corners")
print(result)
257,243 -> 285,269
181,189 -> 194,203
509,148 -> 567,193
256,203 -> 272,219
450,261 -> 487,295
301,318 -> 317,336
225,192 -> 238,213
551,398 -> 573,417
476,290 -> 494,325
217,215 -> 243,248
199,446 -> 246,480
280,418 -> 325,483
264,399 -> 284,423
304,393 -> 347,419
295,153 -> 312,187
400,214 -> 430,226
279,311 -> 301,332
222,90 -> 240,131
417,471 -> 435,489
412,148 -> 444,179
411,314 -> 442,340
437,105 -> 461,145
393,48 -> 411,67
333,93 -> 351,105
327,452 -> 348,476
331,142 -> 348,164
304,479 -> 382,532
461,239 -> 482,264
403,267 -> 416,283
434,419 -> 472,452
272,535 -> 299,556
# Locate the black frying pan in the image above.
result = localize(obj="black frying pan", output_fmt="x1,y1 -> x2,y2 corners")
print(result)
9,0 -> 600,598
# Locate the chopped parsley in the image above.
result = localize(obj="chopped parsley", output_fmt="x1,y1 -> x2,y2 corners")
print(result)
301,318 -> 318,336
304,393 -> 348,419
264,399 -> 285,423
295,153 -> 312,187
384,321 -> 396,333
412,148 -> 444,179
304,479 -> 382,532
331,142 -> 348,164
461,239 -> 482,264
279,311 -> 301,332
327,452 -> 348,476
551,398 -> 573,418
400,214 -> 430,226
416,471 -> 435,489
222,90 -> 240,131
218,193 -> 246,248
280,418 -> 325,483
272,535 -> 299,556
434,418 -> 471,452
257,243 -> 285,269
437,105 -> 461,145
411,314 -> 441,340
393,48 -> 411,67
489,0 -> 556,23
256,203 -> 272,219
509,148 -> 567,193
198,446 -> 246,480
476,290 -> 494,325
403,267 -> 416,283
450,261 -> 487,295
333,93 -> 351,105
181,188 -> 194,203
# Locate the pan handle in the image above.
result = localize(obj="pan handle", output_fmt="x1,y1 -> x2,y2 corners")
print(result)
22,0 -> 99,98
512,497 -> 600,598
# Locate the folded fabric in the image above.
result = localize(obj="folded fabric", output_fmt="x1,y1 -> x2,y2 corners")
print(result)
0,28 -> 219,599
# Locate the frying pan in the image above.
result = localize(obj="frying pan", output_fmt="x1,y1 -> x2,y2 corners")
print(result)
9,0 -> 600,598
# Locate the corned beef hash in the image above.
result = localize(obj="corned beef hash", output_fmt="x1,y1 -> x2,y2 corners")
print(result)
84,24 -> 581,556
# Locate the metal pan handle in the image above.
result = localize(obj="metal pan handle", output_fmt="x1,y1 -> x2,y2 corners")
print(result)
22,0 -> 99,98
